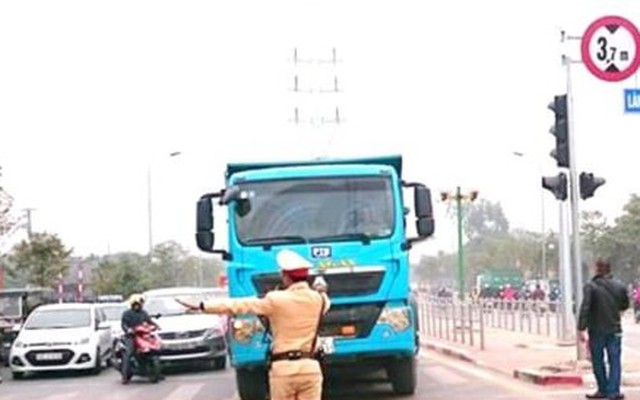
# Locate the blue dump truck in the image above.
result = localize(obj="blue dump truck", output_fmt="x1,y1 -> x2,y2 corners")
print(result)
194,155 -> 435,399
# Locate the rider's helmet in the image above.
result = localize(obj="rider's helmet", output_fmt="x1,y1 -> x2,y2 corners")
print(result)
128,293 -> 145,308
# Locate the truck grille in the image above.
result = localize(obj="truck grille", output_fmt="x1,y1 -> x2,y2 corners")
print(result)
319,303 -> 384,338
25,350 -> 74,366
252,270 -> 384,298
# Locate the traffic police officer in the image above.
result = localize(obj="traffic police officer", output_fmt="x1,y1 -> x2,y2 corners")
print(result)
176,249 -> 330,400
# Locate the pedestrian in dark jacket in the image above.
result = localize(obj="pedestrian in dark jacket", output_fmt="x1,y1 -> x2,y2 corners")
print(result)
578,259 -> 630,400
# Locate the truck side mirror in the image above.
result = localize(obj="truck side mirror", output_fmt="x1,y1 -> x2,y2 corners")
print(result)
196,193 -> 232,260
196,196 -> 215,252
414,185 -> 434,238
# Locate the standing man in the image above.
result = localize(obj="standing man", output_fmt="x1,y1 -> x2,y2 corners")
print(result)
578,259 -> 630,400
176,249 -> 330,400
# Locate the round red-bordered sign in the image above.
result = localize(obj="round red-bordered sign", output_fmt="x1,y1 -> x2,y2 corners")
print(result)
581,15 -> 640,82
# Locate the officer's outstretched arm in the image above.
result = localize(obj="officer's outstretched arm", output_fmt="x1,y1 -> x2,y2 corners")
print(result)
177,295 -> 276,317
203,296 -> 275,316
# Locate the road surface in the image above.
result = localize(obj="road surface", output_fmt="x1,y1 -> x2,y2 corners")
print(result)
3,351 -> 638,400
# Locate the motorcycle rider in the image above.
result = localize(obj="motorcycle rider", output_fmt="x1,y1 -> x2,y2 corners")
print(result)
120,293 -> 162,383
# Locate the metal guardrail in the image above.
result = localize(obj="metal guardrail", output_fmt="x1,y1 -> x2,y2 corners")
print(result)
416,296 -> 566,350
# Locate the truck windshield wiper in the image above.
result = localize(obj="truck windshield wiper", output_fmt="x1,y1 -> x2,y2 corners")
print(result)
310,233 -> 371,245
245,235 -> 308,249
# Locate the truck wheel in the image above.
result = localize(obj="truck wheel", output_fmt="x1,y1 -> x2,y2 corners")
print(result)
387,356 -> 417,396
236,367 -> 268,400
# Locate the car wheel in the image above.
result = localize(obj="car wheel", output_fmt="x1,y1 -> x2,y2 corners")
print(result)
213,355 -> 227,370
105,350 -> 113,368
92,349 -> 102,375
12,371 -> 24,380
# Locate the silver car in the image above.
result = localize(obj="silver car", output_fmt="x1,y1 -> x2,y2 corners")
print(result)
143,287 -> 228,370
96,302 -> 128,347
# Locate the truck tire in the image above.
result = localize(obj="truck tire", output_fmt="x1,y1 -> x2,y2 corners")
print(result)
236,367 -> 268,400
387,356 -> 417,396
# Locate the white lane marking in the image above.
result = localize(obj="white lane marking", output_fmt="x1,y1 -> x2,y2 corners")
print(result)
42,392 -> 80,400
163,383 -> 206,400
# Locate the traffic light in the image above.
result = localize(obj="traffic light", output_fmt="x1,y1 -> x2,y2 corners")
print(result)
579,172 -> 605,200
440,192 -> 449,201
548,94 -> 569,168
542,173 -> 568,201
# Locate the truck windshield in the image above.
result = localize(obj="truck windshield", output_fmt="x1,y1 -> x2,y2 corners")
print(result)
234,176 -> 394,245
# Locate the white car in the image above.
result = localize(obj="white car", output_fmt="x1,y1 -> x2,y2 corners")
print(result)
9,303 -> 112,379
143,287 -> 228,370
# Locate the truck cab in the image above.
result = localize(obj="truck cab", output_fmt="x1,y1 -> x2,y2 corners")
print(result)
195,155 -> 434,400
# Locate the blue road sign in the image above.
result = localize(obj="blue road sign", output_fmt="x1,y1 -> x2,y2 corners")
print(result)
624,89 -> 640,113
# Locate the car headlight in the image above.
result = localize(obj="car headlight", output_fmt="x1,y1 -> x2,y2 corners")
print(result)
204,327 -> 223,340
377,306 -> 411,332
231,318 -> 264,343
75,337 -> 91,345
13,341 -> 27,349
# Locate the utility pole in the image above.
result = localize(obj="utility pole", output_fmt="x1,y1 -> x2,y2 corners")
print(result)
456,187 -> 464,300
441,188 -> 478,300
147,151 -> 182,260
23,208 -> 35,238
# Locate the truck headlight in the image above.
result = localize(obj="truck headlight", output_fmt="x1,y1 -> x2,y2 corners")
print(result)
377,306 -> 411,332
231,318 -> 264,343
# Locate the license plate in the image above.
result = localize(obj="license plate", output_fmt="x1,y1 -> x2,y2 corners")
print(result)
36,352 -> 63,361
166,342 -> 196,351
319,337 -> 335,354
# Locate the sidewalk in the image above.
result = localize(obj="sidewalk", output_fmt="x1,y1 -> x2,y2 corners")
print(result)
420,326 -> 640,387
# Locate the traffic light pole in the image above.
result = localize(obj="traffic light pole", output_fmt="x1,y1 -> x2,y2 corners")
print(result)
564,54 -> 586,360
558,199 -> 575,342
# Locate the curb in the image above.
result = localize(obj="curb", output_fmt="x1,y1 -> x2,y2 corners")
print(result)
421,340 -> 582,387
513,368 -> 583,386
421,340 -> 476,364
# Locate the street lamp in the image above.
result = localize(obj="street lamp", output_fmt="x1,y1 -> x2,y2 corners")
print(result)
147,151 -> 182,256
512,151 -> 547,280
441,187 -> 479,300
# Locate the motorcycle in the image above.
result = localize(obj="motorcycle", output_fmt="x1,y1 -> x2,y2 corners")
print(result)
114,322 -> 163,384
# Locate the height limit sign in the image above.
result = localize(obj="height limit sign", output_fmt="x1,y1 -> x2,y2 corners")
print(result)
581,16 -> 640,82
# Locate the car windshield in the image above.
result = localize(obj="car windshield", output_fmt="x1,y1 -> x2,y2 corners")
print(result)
100,305 -> 126,321
145,293 -> 217,317
24,309 -> 91,330
234,176 -> 395,244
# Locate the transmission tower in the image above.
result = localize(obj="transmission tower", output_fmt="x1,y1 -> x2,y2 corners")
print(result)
290,47 -> 344,154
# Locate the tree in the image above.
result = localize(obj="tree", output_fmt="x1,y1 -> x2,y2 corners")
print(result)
93,252 -> 149,297
8,232 -> 72,288
144,241 -> 189,288
0,186 -> 18,244
463,199 -> 510,240
590,195 -> 640,282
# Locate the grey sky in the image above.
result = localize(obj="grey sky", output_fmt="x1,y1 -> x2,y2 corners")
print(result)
1,1 -> 639,260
